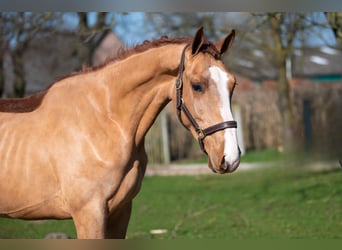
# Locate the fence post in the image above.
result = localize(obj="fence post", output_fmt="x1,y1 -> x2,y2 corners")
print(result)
233,104 -> 245,155
303,99 -> 312,152
161,111 -> 170,164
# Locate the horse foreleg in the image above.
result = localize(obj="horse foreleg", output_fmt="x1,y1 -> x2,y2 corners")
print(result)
71,199 -> 108,239
105,201 -> 132,239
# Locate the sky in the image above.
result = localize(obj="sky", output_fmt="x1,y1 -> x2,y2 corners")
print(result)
114,13 -> 156,45
61,12 -> 337,47
62,12 -> 157,45
116,13 -> 337,48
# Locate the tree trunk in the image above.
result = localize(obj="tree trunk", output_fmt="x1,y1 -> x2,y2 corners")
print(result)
0,58 -> 4,97
77,12 -> 109,66
11,49 -> 26,97
276,56 -> 296,151
325,12 -> 342,48
268,13 -> 296,152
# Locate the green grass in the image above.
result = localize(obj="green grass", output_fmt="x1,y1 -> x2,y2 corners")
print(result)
128,165 -> 342,239
0,218 -> 76,239
240,148 -> 284,163
177,148 -> 284,164
0,164 -> 341,239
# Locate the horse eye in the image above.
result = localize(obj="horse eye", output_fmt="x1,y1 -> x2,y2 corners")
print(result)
191,82 -> 204,93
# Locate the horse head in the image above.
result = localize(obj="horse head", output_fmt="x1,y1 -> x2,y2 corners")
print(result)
174,27 -> 240,174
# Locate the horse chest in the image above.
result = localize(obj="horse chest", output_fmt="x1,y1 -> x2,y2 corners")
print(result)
107,153 -> 147,212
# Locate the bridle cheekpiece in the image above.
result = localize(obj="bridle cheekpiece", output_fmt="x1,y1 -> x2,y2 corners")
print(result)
175,45 -> 237,155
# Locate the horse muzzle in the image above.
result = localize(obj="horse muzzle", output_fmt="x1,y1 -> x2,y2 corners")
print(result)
208,148 -> 241,174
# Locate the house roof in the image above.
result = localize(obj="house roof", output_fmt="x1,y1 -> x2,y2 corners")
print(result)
292,46 -> 342,77
224,46 -> 342,81
91,30 -> 124,67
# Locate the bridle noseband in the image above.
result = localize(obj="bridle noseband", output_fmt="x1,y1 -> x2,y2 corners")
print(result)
175,45 -> 237,155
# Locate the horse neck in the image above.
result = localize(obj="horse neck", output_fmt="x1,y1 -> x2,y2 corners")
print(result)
101,43 -> 186,146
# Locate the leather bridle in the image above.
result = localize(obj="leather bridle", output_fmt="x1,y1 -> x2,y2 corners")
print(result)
175,45 -> 237,155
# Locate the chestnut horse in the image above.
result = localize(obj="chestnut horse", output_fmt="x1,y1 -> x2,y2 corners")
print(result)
0,27 -> 240,238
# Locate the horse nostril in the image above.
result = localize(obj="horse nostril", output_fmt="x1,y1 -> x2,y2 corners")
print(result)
221,156 -> 228,170
221,156 -> 225,165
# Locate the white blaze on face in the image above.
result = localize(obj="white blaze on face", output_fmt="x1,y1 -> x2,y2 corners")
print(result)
209,66 -> 240,166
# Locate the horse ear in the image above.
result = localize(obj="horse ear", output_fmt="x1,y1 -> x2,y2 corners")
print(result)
191,26 -> 205,56
215,29 -> 235,55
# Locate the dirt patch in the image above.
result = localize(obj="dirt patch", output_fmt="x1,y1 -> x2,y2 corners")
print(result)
145,162 -> 269,176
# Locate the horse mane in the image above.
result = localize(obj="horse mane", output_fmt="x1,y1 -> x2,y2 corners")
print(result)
0,90 -> 48,113
90,36 -> 221,71
59,35 -> 218,80
80,36 -> 192,73
47,36 -> 193,88
0,35 -> 223,113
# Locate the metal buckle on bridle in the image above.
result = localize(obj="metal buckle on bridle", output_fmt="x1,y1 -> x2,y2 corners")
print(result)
196,129 -> 205,140
176,78 -> 183,90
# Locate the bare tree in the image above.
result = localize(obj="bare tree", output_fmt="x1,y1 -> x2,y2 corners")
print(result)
267,13 -> 299,150
0,14 -> 5,97
145,13 -> 221,39
325,12 -> 342,47
0,12 -> 60,97
146,12 -> 337,152
240,13 -> 337,153
76,12 -> 115,66
0,12 -> 115,98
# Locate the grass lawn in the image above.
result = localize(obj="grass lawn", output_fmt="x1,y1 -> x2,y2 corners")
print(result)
128,164 -> 341,239
176,148 -> 285,164
0,164 -> 340,239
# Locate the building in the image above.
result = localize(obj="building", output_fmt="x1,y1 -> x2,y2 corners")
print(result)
3,30 -> 123,96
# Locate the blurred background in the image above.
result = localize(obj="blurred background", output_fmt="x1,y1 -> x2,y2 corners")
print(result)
0,12 -> 341,239
1,12 -> 341,164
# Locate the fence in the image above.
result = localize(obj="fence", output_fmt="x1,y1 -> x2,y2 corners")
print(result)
234,80 -> 342,156
145,80 -> 342,163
